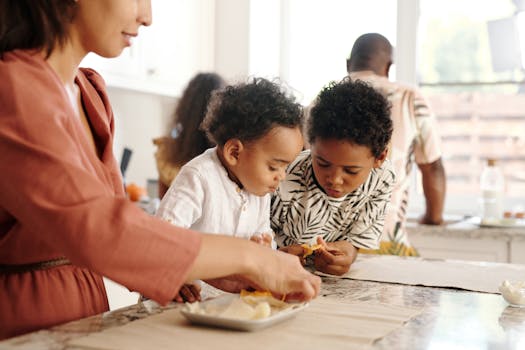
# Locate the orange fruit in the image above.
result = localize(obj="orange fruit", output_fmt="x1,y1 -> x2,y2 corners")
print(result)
126,183 -> 146,202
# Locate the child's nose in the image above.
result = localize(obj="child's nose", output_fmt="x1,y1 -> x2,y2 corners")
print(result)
327,169 -> 344,185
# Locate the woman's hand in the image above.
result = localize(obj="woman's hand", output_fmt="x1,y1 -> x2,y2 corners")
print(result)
279,244 -> 309,265
247,247 -> 321,302
313,237 -> 357,276
186,235 -> 321,302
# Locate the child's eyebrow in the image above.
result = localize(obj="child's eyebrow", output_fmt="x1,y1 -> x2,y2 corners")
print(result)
316,155 -> 362,169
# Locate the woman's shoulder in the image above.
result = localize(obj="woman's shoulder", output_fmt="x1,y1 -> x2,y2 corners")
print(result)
0,50 -> 69,124
1,50 -> 58,97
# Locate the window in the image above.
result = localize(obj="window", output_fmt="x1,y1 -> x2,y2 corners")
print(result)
418,0 -> 525,213
278,0 -> 397,104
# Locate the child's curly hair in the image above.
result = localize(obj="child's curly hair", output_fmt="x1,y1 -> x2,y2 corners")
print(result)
307,78 -> 392,158
201,78 -> 303,146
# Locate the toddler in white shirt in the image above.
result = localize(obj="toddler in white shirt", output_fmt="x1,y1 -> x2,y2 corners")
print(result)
156,77 -> 304,300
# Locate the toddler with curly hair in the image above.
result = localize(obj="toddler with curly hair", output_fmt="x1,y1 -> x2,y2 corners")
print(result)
271,78 -> 395,276
156,78 -> 304,299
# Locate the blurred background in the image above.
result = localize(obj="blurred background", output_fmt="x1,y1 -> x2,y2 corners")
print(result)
81,0 -> 525,217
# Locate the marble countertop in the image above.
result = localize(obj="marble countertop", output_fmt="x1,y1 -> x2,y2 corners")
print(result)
2,260 -> 525,350
406,216 -> 525,241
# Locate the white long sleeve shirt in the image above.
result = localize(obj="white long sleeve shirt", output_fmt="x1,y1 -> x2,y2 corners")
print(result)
156,147 -> 271,238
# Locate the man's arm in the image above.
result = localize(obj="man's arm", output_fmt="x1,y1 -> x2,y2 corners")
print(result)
418,157 -> 446,225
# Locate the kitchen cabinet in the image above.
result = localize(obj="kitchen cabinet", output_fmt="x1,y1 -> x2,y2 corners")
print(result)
80,0 -> 215,97
409,234 -> 509,263
510,240 -> 525,264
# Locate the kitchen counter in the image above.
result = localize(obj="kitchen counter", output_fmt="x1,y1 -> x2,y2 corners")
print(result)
2,257 -> 525,350
407,216 -> 525,240
407,217 -> 525,264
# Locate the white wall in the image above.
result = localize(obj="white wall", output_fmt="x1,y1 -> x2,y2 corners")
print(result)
108,86 -> 175,189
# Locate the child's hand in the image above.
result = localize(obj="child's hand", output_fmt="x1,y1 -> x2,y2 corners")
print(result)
205,275 -> 253,293
174,281 -> 201,303
250,232 -> 273,248
313,237 -> 357,276
279,244 -> 309,265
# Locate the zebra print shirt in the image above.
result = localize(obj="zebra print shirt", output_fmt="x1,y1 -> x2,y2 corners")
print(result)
271,150 -> 395,249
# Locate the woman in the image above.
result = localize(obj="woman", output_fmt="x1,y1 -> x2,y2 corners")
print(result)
0,0 -> 320,339
153,72 -> 225,198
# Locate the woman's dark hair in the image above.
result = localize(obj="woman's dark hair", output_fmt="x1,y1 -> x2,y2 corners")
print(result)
308,78 -> 392,158
202,77 -> 303,146
166,72 -> 225,166
0,0 -> 78,57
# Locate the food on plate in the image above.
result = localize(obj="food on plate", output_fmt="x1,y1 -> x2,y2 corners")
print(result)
240,290 -> 273,298
184,291 -> 294,320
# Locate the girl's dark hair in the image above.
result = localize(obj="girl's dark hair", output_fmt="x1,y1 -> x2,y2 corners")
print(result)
308,78 -> 392,158
202,77 -> 303,146
167,72 -> 225,166
0,0 -> 78,57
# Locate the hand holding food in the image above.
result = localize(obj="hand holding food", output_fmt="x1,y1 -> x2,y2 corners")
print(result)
312,237 -> 356,276
247,248 -> 321,301
205,275 -> 254,293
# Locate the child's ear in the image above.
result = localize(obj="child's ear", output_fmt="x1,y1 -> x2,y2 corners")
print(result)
222,139 -> 244,166
373,148 -> 388,168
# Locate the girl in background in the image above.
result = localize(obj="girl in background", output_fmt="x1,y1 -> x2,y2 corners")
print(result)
153,72 -> 225,198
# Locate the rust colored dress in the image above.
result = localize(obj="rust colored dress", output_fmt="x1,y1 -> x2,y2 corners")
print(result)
0,50 -> 201,339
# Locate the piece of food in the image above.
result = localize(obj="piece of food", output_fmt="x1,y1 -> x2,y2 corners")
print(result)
240,290 -> 273,298
185,291 -> 293,320
220,298 -> 259,319
301,243 -> 323,258
125,183 -> 146,202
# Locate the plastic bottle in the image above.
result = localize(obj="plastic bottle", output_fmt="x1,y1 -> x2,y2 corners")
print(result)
479,158 -> 505,221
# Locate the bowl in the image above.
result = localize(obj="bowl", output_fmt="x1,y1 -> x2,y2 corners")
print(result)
499,280 -> 525,307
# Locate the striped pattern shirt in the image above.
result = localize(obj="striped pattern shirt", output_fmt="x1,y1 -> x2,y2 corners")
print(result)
271,151 -> 395,249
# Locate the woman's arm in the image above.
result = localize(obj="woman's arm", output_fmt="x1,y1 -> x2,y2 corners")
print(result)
188,234 -> 321,301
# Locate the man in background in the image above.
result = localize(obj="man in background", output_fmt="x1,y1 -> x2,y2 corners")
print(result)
347,33 -> 446,256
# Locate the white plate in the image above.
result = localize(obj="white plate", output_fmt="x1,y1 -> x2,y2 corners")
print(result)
180,294 -> 308,332
479,218 -> 525,228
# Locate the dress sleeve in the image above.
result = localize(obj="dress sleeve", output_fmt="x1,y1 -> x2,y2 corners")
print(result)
344,163 -> 396,249
156,166 -> 205,228
0,61 -> 201,304
412,88 -> 442,164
